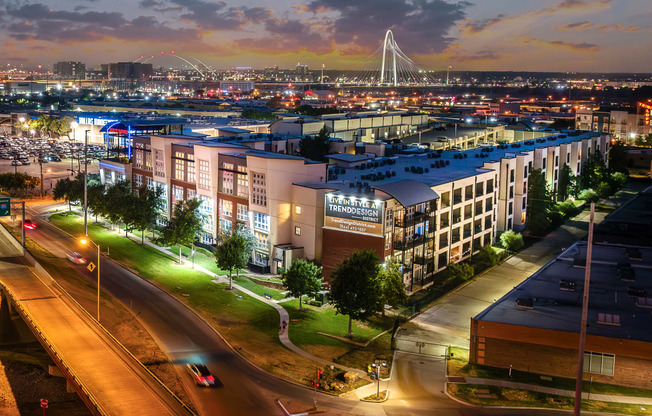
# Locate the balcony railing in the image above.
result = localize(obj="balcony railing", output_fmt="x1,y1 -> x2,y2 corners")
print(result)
394,212 -> 426,228
414,255 -> 435,265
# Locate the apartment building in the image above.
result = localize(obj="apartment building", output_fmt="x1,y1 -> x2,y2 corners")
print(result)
127,125 -> 608,291
270,110 -> 428,142
576,107 -> 649,140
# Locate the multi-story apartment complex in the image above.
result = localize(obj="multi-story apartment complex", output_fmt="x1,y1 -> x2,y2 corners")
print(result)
53,61 -> 86,79
575,107 -> 650,140
121,126 -> 609,291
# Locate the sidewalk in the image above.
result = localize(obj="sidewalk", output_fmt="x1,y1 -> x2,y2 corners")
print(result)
452,377 -> 652,405
140,239 -> 366,377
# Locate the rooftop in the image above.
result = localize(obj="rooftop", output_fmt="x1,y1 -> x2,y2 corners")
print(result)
474,242 -> 652,342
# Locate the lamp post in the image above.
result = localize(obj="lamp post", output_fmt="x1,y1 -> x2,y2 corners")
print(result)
70,122 -> 78,175
80,237 -> 101,322
84,130 -> 89,236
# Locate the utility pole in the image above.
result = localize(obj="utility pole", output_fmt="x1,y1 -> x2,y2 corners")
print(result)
84,130 -> 89,236
321,64 -> 324,85
573,203 -> 595,416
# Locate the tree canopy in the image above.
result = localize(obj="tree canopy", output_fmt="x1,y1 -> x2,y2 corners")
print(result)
330,249 -> 382,337
160,198 -> 204,264
526,168 -> 553,236
282,259 -> 323,309
378,259 -> 407,316
298,126 -> 331,161
215,227 -> 253,290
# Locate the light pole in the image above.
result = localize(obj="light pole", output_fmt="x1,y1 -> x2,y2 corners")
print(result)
70,121 -> 78,175
84,130 -> 89,236
80,237 -> 101,322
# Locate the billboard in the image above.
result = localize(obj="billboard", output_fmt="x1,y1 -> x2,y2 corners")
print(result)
0,198 -> 9,217
324,194 -> 384,236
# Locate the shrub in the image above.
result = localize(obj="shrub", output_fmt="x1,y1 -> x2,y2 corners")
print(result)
578,189 -> 598,202
500,230 -> 524,252
557,200 -> 579,218
307,300 -> 323,307
447,262 -> 475,281
477,244 -> 501,267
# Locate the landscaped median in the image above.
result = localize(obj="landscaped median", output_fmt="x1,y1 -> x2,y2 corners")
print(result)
47,212 -> 382,390
447,347 -> 652,415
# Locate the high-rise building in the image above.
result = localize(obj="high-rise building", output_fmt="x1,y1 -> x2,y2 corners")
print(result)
53,61 -> 86,79
107,62 -> 153,81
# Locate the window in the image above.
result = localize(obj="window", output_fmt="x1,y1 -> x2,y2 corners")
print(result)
175,158 -> 185,181
385,209 -> 393,228
221,200 -> 233,217
135,149 -> 144,169
523,166 -> 528,178
597,313 -> 621,326
198,160 -> 210,190
440,212 -> 449,228
220,218 -> 232,234
438,252 -> 448,269
221,171 -> 234,194
464,204 -> 472,220
486,179 -> 494,193
154,149 -> 165,177
295,205 -> 302,215
509,186 -> 514,199
439,232 -> 448,247
135,174 -> 143,187
187,161 -> 195,183
475,201 -> 482,216
555,155 -> 559,167
237,204 -> 248,222
465,185 -> 473,200
171,184 -> 183,206
475,182 -> 484,196
583,352 -> 615,376
251,172 -> 267,206
237,172 -> 249,198
146,176 -> 153,189
453,208 -> 461,224
508,202 -> 513,215
453,188 -> 462,205
295,226 -> 301,236
253,212 -> 269,232
509,169 -> 515,183
441,191 -> 450,208
485,215 -> 492,229
254,232 -> 268,251
542,157 -> 547,170
187,189 -> 196,200
485,196 -> 493,212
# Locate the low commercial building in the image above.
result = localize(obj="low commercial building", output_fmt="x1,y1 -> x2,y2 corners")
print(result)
470,242 -> 652,389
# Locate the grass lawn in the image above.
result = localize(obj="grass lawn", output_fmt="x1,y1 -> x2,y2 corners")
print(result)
47,213 -> 326,385
448,347 -> 652,399
280,299 -> 393,368
448,384 -> 650,415
234,276 -> 286,300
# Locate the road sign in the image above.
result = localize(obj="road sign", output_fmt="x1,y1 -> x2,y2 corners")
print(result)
0,198 -> 10,217
40,398 -> 48,408
87,262 -> 96,272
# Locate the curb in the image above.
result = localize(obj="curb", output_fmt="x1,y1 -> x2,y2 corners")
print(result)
359,389 -> 389,403
40,209 -> 368,400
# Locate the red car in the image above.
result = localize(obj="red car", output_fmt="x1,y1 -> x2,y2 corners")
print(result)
66,252 -> 88,265
22,220 -> 37,230
186,363 -> 215,387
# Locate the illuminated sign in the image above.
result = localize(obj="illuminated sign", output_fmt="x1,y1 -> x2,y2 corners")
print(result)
78,117 -> 118,126
324,194 -> 384,236
639,102 -> 652,126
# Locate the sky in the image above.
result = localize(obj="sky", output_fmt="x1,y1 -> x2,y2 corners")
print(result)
0,0 -> 650,73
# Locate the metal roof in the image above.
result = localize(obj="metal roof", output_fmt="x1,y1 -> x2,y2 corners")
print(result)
373,179 -> 439,207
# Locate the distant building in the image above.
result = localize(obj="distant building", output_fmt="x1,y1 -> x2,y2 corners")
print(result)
108,62 -> 153,81
53,61 -> 86,79
470,241 -> 652,389
218,81 -> 254,93
575,107 -> 649,140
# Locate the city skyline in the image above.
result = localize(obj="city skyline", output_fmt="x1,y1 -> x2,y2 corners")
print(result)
0,0 -> 651,73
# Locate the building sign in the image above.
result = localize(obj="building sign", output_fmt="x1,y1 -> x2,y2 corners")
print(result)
324,194 -> 384,236
78,117 -> 118,126
639,102 -> 652,126
0,198 -> 9,216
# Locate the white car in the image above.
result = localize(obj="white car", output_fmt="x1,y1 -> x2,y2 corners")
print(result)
66,252 -> 88,265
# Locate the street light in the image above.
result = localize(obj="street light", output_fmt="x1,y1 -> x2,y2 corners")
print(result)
70,121 -> 78,175
80,237 -> 101,322
84,130 -> 89,236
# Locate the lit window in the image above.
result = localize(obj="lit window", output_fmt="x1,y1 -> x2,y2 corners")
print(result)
295,205 -> 302,215
295,226 -> 301,236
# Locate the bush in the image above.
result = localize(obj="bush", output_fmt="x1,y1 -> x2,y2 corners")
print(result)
447,262 -> 474,281
307,300 -> 323,307
500,230 -> 524,252
557,200 -> 579,218
578,189 -> 598,202
477,245 -> 501,267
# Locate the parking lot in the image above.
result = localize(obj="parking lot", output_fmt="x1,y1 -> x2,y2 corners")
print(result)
0,136 -> 104,193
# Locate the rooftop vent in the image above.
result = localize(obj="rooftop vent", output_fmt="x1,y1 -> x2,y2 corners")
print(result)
559,280 -> 576,292
617,263 -> 635,282
516,298 -> 533,309
626,248 -> 642,261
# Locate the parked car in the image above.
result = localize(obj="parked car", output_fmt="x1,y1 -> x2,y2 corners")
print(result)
66,252 -> 88,265
10,160 -> 21,166
186,363 -> 214,387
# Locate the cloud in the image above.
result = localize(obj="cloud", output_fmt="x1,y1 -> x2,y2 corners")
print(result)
462,0 -> 613,34
553,21 -> 594,31
555,21 -> 639,32
234,17 -> 330,55
519,36 -> 599,52
2,3 -> 202,44
304,0 -> 472,54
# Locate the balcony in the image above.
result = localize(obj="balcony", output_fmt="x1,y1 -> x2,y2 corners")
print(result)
452,235 -> 461,244
393,234 -> 426,251
439,239 -> 448,247
463,229 -> 472,239
440,220 -> 450,228
394,212 -> 426,227
414,255 -> 435,265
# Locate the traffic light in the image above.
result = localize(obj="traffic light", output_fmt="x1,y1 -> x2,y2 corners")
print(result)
317,369 -> 323,379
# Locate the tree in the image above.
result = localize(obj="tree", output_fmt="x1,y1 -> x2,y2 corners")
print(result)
215,232 -> 251,290
160,198 -> 203,264
52,173 -> 84,211
378,260 -> 407,316
86,183 -> 106,222
330,250 -> 382,337
299,126 -> 331,162
447,262 -> 475,281
477,244 -> 501,268
103,181 -> 132,231
130,185 -> 164,245
500,230 -> 524,252
282,259 -> 323,309
556,163 -> 575,201
0,172 -> 39,197
240,109 -> 276,121
608,141 -> 628,173
526,168 -> 553,236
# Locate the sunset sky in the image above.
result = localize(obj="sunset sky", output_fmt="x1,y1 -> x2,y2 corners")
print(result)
1,0 -> 650,72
